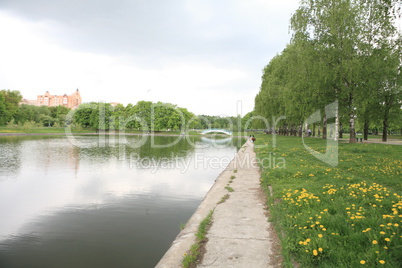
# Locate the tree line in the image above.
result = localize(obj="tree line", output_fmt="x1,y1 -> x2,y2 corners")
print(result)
0,90 -> 253,131
0,90 -> 71,127
71,101 -> 197,131
254,0 -> 402,142
71,102 -> 253,131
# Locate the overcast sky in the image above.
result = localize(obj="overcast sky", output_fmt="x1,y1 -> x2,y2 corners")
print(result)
0,0 -> 300,116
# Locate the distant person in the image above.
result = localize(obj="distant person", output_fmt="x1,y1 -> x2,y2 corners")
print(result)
251,135 -> 256,143
308,129 -> 312,137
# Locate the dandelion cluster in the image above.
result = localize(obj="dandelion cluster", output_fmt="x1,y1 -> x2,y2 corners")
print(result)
255,136 -> 402,266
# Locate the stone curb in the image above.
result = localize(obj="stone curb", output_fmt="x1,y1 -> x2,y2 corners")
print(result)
155,142 -> 250,267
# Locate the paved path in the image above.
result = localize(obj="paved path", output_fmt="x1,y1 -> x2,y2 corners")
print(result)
198,140 -> 275,267
156,140 -> 276,268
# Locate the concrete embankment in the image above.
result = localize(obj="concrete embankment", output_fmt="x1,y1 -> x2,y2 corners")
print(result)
156,140 -> 276,268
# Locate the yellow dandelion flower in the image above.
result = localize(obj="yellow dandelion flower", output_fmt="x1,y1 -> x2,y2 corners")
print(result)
380,231 -> 386,235
385,238 -> 391,242
372,240 -> 378,244
313,250 -> 318,256
379,260 -> 385,264
318,248 -> 323,252
360,260 -> 366,264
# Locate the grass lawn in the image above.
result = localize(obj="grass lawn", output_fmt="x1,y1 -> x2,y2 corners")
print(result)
340,133 -> 402,140
0,127 -> 236,137
0,126 -> 95,134
0,127 -> 201,135
254,134 -> 401,267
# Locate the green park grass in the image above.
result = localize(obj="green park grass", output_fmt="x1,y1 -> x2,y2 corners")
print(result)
0,127 -> 243,137
341,133 -> 402,141
0,126 -> 195,135
254,134 -> 401,267
0,126 -> 95,134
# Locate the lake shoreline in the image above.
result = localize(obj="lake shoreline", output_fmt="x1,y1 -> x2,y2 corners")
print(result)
0,132 -> 248,138
156,140 -> 275,267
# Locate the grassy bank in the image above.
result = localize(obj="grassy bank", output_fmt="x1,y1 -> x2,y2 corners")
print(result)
0,126 -> 95,134
0,127 -> 246,137
0,127 -> 190,135
254,134 -> 401,267
340,134 -> 402,141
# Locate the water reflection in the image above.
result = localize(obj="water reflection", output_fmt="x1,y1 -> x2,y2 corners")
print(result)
201,136 -> 233,145
0,194 -> 199,268
0,142 -> 21,179
0,134 -> 245,268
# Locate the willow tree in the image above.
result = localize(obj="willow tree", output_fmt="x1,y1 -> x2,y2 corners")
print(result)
291,0 -> 401,143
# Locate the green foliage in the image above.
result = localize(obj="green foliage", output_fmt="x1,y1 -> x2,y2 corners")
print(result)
195,114 -> 242,131
0,89 -> 73,128
0,90 -> 22,125
254,0 -> 402,142
241,111 -> 258,130
0,93 -> 6,125
41,115 -> 56,127
225,186 -> 234,192
73,104 -> 93,128
0,89 -> 249,132
71,101 -> 199,131
217,194 -> 230,204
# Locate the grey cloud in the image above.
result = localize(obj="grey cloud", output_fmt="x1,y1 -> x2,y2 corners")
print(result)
0,0 -> 293,68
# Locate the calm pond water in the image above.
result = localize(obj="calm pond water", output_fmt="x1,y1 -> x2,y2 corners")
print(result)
0,134 -> 245,268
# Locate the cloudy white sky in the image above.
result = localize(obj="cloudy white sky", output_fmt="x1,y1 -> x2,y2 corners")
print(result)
0,0 -> 300,116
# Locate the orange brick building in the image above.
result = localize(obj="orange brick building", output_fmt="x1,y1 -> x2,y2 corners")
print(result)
21,89 -> 82,109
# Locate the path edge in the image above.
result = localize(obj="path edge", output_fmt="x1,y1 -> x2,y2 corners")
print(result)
155,141 -> 251,268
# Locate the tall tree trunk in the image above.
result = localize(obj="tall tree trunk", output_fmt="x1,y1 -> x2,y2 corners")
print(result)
364,119 -> 369,141
382,98 -> 391,142
348,92 -> 356,143
339,121 -> 343,138
334,99 -> 339,141
299,125 -> 302,137
382,116 -> 389,142
349,110 -> 356,143
313,124 -> 316,137
323,115 -> 327,139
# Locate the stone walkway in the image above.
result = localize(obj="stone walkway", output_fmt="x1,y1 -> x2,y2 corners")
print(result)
197,140 -> 275,267
156,140 -> 276,268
